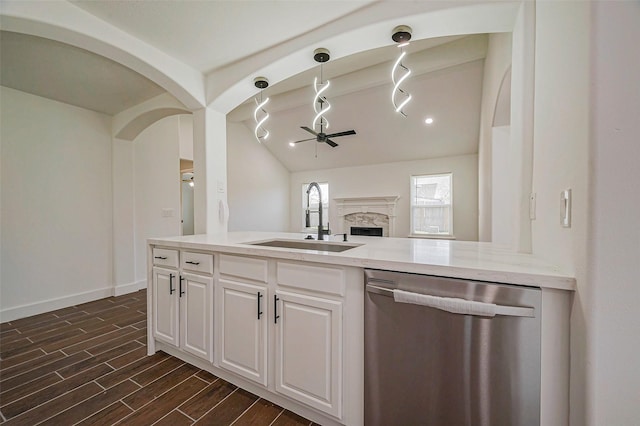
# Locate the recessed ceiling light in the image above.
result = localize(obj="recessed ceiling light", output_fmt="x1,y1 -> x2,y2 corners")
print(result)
425,117 -> 434,125
288,142 -> 295,147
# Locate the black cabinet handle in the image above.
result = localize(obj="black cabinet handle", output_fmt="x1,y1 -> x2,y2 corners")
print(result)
257,292 -> 263,320
185,261 -> 200,265
155,256 -> 168,260
169,274 -> 175,295
179,276 -> 185,297
274,295 -> 280,324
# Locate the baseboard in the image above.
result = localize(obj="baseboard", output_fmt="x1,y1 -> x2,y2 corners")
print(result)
113,279 -> 147,297
0,286 -> 113,323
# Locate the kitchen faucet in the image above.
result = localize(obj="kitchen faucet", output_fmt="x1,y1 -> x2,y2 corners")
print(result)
305,182 -> 328,240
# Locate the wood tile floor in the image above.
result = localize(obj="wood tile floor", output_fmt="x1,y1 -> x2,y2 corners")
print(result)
0,290 -> 315,425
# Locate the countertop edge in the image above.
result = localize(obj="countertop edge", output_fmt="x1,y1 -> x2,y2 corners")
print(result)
148,234 -> 576,291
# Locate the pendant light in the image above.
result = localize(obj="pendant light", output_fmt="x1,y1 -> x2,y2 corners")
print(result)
253,77 -> 270,142
391,25 -> 413,117
312,48 -> 332,132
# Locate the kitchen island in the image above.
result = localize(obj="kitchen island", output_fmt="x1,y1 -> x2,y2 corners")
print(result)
147,232 -> 574,425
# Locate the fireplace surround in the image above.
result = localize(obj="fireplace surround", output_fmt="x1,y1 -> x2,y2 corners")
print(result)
334,196 -> 400,237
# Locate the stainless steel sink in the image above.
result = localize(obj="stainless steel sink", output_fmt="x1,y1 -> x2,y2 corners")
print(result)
246,238 -> 362,253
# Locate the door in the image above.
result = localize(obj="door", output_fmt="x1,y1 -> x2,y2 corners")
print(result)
275,290 -> 342,418
219,279 -> 267,386
152,267 -> 179,346
180,273 -> 213,361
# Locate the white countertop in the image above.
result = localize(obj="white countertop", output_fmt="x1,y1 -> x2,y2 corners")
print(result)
149,232 -> 576,291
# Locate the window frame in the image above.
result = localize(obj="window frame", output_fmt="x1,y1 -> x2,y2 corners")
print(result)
409,173 -> 454,238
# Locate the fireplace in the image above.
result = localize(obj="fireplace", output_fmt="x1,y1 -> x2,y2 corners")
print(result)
334,196 -> 400,237
350,226 -> 383,237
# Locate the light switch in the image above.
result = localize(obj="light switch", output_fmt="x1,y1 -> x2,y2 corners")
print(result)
217,180 -> 225,193
529,193 -> 536,220
161,208 -> 175,218
560,189 -> 571,228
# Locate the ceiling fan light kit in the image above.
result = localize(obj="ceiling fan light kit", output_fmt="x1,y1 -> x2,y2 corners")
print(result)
391,25 -> 413,117
253,76 -> 270,142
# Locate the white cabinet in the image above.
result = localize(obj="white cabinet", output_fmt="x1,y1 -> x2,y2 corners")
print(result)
274,261 -> 345,418
217,255 -> 345,419
152,266 -> 179,346
275,290 -> 342,418
219,278 -> 267,385
217,254 -> 268,385
151,249 -> 213,362
180,272 -> 213,360
151,248 -> 360,425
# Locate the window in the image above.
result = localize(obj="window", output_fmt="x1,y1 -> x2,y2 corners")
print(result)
301,182 -> 329,230
410,173 -> 453,237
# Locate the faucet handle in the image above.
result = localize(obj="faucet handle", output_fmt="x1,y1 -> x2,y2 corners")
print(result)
334,233 -> 348,242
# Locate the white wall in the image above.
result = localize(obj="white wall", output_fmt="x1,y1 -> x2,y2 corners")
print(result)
179,114 -> 193,161
133,115 -> 182,284
589,2 -> 640,424
112,137 -> 136,295
530,3 -> 590,425
0,87 -> 113,321
491,125 -> 513,246
290,154 -> 478,241
478,32 -> 512,242
226,122 -> 290,232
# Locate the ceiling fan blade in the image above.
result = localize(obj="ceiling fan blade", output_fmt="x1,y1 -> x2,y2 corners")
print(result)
325,129 -> 356,138
300,126 -> 318,136
325,139 -> 339,148
292,137 -> 317,144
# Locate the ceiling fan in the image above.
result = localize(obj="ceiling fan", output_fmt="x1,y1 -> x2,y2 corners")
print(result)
291,125 -> 356,148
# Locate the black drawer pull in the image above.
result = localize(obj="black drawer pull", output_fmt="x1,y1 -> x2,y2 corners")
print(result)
185,261 -> 200,265
179,276 -> 185,297
257,292 -> 263,320
169,274 -> 175,295
274,295 -> 280,324
155,256 -> 168,260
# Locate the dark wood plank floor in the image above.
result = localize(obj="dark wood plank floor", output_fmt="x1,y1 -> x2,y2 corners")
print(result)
0,290 -> 315,425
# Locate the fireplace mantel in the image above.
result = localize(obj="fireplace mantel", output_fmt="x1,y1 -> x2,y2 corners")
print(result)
334,196 -> 400,236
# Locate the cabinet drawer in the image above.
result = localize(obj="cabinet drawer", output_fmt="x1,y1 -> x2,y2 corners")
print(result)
219,254 -> 268,283
153,248 -> 179,268
181,251 -> 213,275
277,262 -> 345,296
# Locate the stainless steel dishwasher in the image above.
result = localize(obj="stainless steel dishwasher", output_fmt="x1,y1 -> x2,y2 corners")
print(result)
365,269 -> 541,426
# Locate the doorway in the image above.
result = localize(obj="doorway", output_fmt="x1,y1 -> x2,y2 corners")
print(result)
180,159 -> 194,236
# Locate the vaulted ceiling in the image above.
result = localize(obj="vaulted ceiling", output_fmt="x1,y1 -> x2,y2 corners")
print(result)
1,1 -> 498,171
228,35 -> 487,171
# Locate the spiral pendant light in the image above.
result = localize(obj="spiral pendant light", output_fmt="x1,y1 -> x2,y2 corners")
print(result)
391,25 -> 413,117
253,77 -> 270,142
312,48 -> 331,132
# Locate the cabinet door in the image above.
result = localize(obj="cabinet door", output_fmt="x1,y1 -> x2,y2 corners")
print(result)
152,267 -> 179,347
180,273 -> 213,361
219,278 -> 268,386
275,291 -> 342,418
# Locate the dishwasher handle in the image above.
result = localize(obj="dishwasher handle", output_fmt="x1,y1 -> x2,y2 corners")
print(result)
367,284 -> 535,318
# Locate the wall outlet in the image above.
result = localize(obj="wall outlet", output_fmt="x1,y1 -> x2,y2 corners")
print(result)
161,208 -> 175,218
561,189 -> 571,228
217,180 -> 225,193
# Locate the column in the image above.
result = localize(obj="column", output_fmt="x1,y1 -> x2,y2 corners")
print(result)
192,107 -> 228,234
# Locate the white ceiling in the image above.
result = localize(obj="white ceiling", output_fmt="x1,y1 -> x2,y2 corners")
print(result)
69,0 -> 375,74
242,59 -> 484,172
0,2 -> 493,172
231,35 -> 487,171
0,31 -> 165,116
